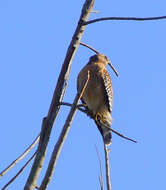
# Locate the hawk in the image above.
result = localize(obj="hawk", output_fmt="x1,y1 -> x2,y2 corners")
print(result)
77,54 -> 113,145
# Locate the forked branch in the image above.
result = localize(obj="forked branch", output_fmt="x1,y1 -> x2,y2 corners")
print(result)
24,1 -> 94,189
0,134 -> 40,178
2,151 -> 37,190
39,72 -> 90,190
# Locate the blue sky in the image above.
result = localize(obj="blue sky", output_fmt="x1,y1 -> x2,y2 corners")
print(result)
0,0 -> 166,189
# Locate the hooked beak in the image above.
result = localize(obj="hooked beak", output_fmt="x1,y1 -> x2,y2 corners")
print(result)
108,62 -> 118,77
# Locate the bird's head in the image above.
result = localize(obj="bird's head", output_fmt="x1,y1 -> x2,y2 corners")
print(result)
89,54 -> 109,66
89,54 -> 118,77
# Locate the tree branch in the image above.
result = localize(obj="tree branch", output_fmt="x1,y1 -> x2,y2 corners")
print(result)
24,1 -> 94,189
108,62 -> 118,77
60,102 -> 88,114
84,16 -> 166,25
110,128 -> 137,143
0,134 -> 40,178
95,145 -> 104,190
39,72 -> 90,190
80,42 -> 100,54
2,151 -> 37,190
104,145 -> 112,190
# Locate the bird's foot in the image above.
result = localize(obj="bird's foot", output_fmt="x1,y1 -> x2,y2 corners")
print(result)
95,113 -> 103,122
77,104 -> 94,118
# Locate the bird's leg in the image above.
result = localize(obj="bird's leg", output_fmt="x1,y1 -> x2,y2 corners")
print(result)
85,109 -> 94,118
77,104 -> 94,118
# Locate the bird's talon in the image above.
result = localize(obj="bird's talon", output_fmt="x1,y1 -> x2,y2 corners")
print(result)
96,113 -> 102,122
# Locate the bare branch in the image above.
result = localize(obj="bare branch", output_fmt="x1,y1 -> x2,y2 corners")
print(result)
80,42 -> 100,54
39,72 -> 90,190
104,145 -> 112,190
84,16 -> 166,25
95,145 -> 104,190
108,62 -> 118,77
24,1 -> 94,189
0,134 -> 40,178
59,102 -> 87,114
99,175 -> 104,190
2,151 -> 37,190
111,128 -> 137,143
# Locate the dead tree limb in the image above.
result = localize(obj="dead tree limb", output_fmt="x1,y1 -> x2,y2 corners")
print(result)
104,145 -> 112,190
39,72 -> 90,190
24,1 -> 94,189
0,134 -> 40,178
84,16 -> 166,25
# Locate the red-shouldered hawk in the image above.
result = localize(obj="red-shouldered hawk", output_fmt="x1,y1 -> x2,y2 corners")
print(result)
77,54 -> 113,145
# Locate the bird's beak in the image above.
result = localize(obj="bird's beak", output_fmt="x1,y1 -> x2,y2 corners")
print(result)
108,62 -> 118,77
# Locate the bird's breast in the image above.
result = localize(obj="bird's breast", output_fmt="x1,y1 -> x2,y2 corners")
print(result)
82,74 -> 104,115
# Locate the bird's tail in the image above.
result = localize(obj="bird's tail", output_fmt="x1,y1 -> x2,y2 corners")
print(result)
95,113 -> 112,145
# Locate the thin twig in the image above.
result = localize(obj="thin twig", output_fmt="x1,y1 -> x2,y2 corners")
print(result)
111,128 -> 137,143
95,145 -> 104,190
84,16 -> 166,25
60,102 -> 87,114
24,1 -> 94,189
0,134 -> 40,178
99,176 -> 104,190
108,62 -> 118,77
104,145 -> 112,190
80,42 -> 100,54
2,151 -> 37,190
39,72 -> 90,190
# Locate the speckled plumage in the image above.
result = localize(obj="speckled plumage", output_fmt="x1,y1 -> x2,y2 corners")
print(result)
77,54 -> 113,145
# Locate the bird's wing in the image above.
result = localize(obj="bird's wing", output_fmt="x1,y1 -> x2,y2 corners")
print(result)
101,69 -> 113,113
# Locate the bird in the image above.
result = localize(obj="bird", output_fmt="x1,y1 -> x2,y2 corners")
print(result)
77,54 -> 113,145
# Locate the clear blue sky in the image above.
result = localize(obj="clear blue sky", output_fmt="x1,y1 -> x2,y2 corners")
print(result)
0,0 -> 166,189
